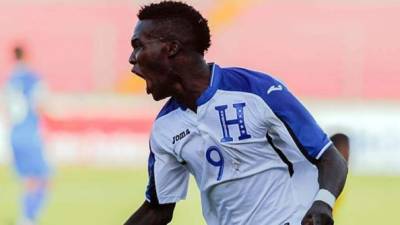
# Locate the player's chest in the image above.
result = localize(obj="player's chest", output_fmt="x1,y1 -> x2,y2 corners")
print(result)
165,99 -> 272,177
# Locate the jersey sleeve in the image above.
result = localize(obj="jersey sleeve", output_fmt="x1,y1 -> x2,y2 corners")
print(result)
145,135 -> 189,205
259,77 -> 332,161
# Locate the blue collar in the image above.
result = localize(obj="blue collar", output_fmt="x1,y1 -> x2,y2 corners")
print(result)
196,63 -> 221,106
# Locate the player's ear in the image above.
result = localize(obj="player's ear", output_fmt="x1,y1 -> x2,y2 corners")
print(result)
167,40 -> 181,57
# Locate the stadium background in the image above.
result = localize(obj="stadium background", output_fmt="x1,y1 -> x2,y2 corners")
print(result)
0,0 -> 399,224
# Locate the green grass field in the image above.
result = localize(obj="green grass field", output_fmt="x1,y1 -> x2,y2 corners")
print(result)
1,166 -> 399,225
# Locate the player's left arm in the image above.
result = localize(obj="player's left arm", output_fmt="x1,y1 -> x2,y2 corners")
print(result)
259,77 -> 348,225
301,145 -> 348,225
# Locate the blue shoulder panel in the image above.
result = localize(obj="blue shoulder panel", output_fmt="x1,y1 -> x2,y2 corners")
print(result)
218,66 -> 331,160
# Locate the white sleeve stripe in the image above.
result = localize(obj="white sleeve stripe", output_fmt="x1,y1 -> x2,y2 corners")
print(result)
315,141 -> 333,160
158,196 -> 186,204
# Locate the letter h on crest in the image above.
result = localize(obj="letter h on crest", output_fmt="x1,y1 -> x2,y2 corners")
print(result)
215,103 -> 251,142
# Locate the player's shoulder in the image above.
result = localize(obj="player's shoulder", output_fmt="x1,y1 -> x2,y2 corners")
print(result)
155,98 -> 182,121
151,98 -> 186,154
152,98 -> 184,135
217,65 -> 284,95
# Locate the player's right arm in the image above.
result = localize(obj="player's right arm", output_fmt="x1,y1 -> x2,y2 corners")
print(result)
123,201 -> 175,225
124,130 -> 189,225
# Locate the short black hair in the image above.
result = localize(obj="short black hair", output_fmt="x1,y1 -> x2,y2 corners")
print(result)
138,1 -> 211,55
330,133 -> 349,145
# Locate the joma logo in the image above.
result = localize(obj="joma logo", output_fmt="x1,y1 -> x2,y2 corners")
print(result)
172,129 -> 190,144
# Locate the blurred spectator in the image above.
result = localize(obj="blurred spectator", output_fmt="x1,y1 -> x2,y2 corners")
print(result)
4,46 -> 51,225
330,133 -> 350,162
330,133 -> 350,217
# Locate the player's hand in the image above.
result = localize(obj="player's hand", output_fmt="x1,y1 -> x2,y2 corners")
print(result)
301,201 -> 334,225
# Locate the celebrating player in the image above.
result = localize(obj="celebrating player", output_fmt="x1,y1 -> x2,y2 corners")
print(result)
125,1 -> 348,225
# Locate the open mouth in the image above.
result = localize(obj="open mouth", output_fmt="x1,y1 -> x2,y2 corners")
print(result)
131,68 -> 152,94
146,87 -> 152,94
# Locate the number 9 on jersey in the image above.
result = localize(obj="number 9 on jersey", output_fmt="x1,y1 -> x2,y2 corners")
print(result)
206,146 -> 224,181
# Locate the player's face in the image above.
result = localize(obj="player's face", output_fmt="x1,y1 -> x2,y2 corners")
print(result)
129,20 -> 176,101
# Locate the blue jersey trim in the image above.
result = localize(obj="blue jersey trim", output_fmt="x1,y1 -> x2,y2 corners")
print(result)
145,148 -> 159,205
196,64 -> 222,106
267,132 -> 294,176
156,98 -> 182,120
215,66 -> 330,159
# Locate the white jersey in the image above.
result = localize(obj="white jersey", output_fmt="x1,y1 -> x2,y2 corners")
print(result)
145,64 -> 332,225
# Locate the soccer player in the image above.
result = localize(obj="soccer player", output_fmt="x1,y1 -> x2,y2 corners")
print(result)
5,46 -> 51,225
125,1 -> 348,225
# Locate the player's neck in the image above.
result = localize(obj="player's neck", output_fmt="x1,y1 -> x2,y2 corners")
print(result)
172,58 -> 211,113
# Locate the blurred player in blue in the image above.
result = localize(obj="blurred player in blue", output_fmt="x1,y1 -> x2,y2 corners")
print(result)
125,2 -> 348,225
5,46 -> 50,225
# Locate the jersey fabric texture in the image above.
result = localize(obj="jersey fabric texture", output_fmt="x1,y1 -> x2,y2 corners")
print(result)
145,64 -> 332,225
7,64 -> 49,178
